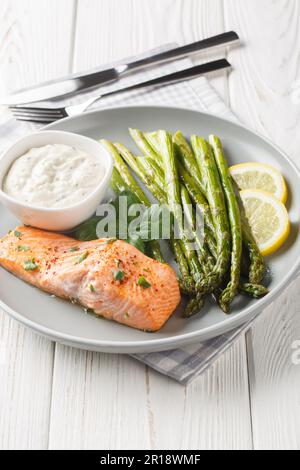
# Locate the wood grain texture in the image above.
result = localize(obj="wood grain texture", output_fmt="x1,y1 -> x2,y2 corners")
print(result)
147,337 -> 252,450
73,0 -> 228,100
225,0 -> 300,159
46,0 -> 252,451
246,281 -> 300,449
0,312 -> 54,449
224,0 -> 300,450
0,0 -> 75,450
48,347 -> 151,450
48,337 -> 252,450
0,0 -> 299,450
0,0 -> 75,94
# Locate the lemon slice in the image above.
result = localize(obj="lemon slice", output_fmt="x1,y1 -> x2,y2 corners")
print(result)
240,189 -> 290,256
230,162 -> 288,203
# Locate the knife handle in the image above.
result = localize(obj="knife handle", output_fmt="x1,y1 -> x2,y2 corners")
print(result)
122,31 -> 238,74
67,59 -> 231,115
102,59 -> 231,99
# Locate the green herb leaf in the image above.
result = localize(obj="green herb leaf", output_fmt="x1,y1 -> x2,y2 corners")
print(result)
105,238 -> 117,245
75,251 -> 89,264
74,216 -> 102,241
69,246 -> 80,252
89,284 -> 95,292
124,312 -> 130,319
24,259 -> 38,271
73,190 -> 155,257
14,230 -> 22,239
17,245 -> 30,252
114,258 -> 122,267
137,276 -> 151,289
113,270 -> 124,282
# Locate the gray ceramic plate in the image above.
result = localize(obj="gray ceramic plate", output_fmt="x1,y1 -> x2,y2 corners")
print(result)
0,106 -> 299,353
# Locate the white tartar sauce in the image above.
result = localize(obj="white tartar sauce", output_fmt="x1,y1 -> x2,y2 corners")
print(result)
3,144 -> 104,208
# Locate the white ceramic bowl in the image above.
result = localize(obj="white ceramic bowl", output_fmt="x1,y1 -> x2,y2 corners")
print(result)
0,130 -> 113,231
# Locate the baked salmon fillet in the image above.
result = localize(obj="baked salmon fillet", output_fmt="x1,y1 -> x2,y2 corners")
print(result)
0,226 -> 180,331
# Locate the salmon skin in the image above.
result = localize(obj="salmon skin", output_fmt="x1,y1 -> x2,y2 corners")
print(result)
0,226 -> 180,331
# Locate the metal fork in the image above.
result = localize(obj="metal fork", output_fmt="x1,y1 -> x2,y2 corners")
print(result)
9,59 -> 230,123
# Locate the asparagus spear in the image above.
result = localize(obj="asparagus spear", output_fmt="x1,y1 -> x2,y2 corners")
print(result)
129,128 -> 163,164
144,131 -> 161,155
169,141 -> 261,288
172,239 -> 195,294
173,131 -> 206,195
239,283 -> 268,298
180,185 -> 214,271
210,135 -> 242,312
183,293 -> 205,318
242,228 -> 266,284
142,153 -> 217,268
100,139 -> 149,206
177,160 -> 214,234
181,185 -> 211,314
191,136 -> 231,294
157,131 -> 181,229
231,179 -> 266,284
110,167 -> 127,194
137,155 -> 211,291
114,142 -> 196,294
101,140 -> 164,263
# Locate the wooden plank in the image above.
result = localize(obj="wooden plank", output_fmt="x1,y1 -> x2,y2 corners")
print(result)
47,0 -> 252,450
246,282 -> 300,449
0,0 -> 75,449
147,337 -> 252,450
73,0 -> 228,100
224,0 -> 300,449
224,0 -> 300,162
0,0 -> 75,93
48,347 -> 151,449
0,312 -> 54,449
48,339 -> 252,450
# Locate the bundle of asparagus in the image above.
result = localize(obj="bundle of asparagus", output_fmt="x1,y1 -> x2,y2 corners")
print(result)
100,129 -> 268,317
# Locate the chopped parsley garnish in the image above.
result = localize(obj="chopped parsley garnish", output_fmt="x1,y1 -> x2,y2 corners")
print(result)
85,307 -> 96,316
23,259 -> 38,271
74,251 -> 89,264
113,270 -> 125,282
137,276 -> 151,289
114,258 -> 122,267
124,312 -> 130,319
17,245 -> 30,252
14,230 -> 22,239
89,284 -> 95,292
105,238 -> 117,245
69,246 -> 80,252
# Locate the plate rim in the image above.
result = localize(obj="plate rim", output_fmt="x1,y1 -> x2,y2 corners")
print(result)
1,104 -> 300,352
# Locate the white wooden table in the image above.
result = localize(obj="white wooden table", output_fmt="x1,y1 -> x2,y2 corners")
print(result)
0,0 -> 300,450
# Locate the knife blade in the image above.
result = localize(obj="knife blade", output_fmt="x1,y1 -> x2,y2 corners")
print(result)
2,31 -> 239,105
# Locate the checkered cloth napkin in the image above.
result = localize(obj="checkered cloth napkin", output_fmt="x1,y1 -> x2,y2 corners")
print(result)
0,45 -> 256,384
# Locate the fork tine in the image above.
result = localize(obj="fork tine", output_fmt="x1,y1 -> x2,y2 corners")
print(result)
14,114 -> 62,123
9,105 -> 65,114
9,106 -> 65,118
10,109 -> 65,119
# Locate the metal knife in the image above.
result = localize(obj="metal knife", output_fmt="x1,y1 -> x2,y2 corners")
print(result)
3,31 -> 239,105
